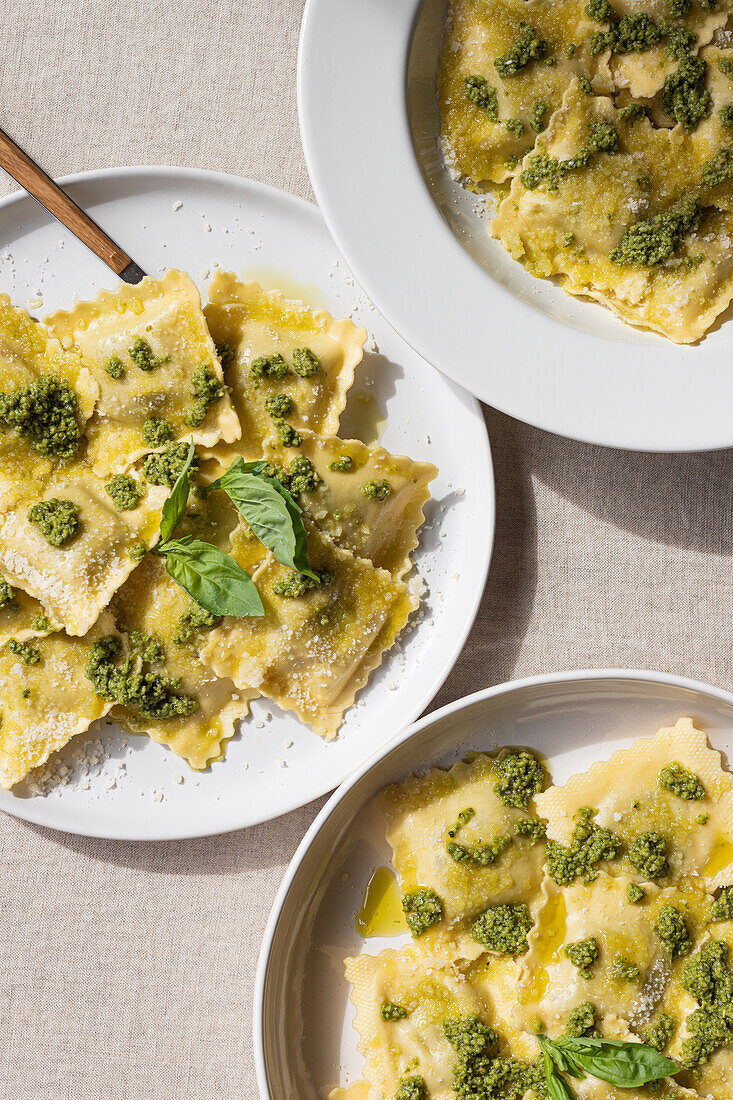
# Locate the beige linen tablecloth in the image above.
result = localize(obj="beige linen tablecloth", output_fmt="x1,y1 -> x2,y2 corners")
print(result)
1,2 -> 731,1097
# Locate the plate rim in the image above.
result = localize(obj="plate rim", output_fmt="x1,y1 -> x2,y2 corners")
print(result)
0,164 -> 495,839
297,0 -> 733,453
253,666 -> 733,1098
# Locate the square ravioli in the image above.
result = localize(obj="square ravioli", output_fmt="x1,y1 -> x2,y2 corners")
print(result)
201,527 -> 415,739
535,718 -> 733,890
110,493 -> 255,769
204,273 -> 365,456
491,80 -> 733,342
0,577 -> 60,645
208,429 -> 437,580
383,751 -> 548,960
440,0 -> 611,187
45,270 -> 240,476
0,612 -> 118,788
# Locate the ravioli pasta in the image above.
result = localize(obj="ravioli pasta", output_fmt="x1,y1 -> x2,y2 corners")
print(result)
335,720 -> 733,1100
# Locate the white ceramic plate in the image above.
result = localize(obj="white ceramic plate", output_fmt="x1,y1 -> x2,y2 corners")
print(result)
254,669 -> 733,1099
0,166 -> 493,839
298,0 -> 733,452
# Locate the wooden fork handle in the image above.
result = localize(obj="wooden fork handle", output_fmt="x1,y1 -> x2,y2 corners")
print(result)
0,128 -> 145,283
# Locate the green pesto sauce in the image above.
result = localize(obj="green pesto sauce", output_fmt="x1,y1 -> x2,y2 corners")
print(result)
186,365 -> 225,429
618,103 -> 649,123
0,577 -> 14,610
85,634 -> 197,720
292,347 -> 320,378
394,1075 -> 427,1100
565,1002 -> 598,1038
702,147 -> 733,188
680,1005 -> 733,1069
128,541 -> 147,562
668,0 -> 691,14
591,13 -> 662,56
521,119 -> 619,192
471,903 -> 533,954
263,454 -> 320,497
578,75 -> 595,95
28,498 -> 80,548
585,0 -> 611,21
612,955 -> 641,982
661,54 -> 711,129
494,748 -> 545,809
679,940 -> 733,1067
611,196 -> 700,267
719,58 -> 733,79
105,474 -> 144,511
713,886 -> 733,922
380,1001 -> 409,1022
250,353 -> 290,380
142,417 -> 174,448
659,761 -> 706,800
104,355 -> 125,380
129,630 -> 164,665
264,393 -> 294,420
174,600 -> 221,644
464,76 -> 499,120
142,442 -> 198,489
6,638 -> 40,665
720,105 -> 733,128
545,807 -> 621,886
513,817 -> 547,844
30,613 -> 52,633
626,882 -> 646,904
272,567 -> 333,599
530,102 -> 549,133
128,336 -> 169,372
628,830 -> 669,879
0,376 -> 81,458
277,421 -> 303,448
402,887 -> 443,937
444,1014 -> 545,1100
505,118 -> 525,137
216,342 -> 235,367
645,1013 -> 675,1052
329,454 -> 354,473
656,904 -> 692,957
564,936 -> 598,976
447,833 -> 512,867
665,26 -> 697,60
494,22 -> 547,77
362,479 -> 391,501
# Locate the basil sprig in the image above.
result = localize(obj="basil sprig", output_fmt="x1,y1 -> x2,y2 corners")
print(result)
158,442 -> 196,543
539,1036 -> 678,1095
210,456 -> 317,580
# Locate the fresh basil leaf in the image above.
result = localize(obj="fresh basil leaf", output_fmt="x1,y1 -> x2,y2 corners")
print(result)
211,457 -> 317,580
539,1037 -> 584,1079
160,536 -> 264,618
158,441 -> 196,543
556,1037 -> 678,1086
543,1051 -> 576,1100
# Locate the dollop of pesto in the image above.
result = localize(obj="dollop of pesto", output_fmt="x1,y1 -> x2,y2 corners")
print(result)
628,830 -> 669,880
545,807 -> 621,886
719,58 -> 733,79
513,817 -> 547,844
85,634 -> 197,719
702,147 -> 733,188
494,748 -> 545,808
129,630 -> 164,665
680,1005 -> 733,1069
264,454 -> 320,497
30,613 -> 52,633
186,365 -> 225,428
362,479 -> 391,501
264,393 -> 294,420
143,442 -> 199,488
618,103 -> 649,123
626,882 -> 646,904
272,567 -> 334,599
471,903 -> 533,954
394,1075 -> 427,1100
612,955 -> 640,982
28,498 -> 80,548
0,577 -> 14,610
105,474 -> 144,511
661,54 -> 711,129
128,541 -> 147,562
713,887 -> 733,922
277,422 -> 303,448
447,833 -> 512,867
329,454 -> 354,473
521,119 -> 619,192
565,1002 -> 598,1038
142,417 -> 174,448
530,102 -> 549,133
381,1001 -> 409,1021
0,376 -> 81,458
679,940 -> 733,1069
494,22 -> 547,76
565,937 -> 598,977
104,355 -> 125,380
591,12 -> 662,56
174,600 -> 221,644
292,347 -> 320,378
665,26 -> 697,60
578,75 -> 595,95
505,118 -> 525,137
402,887 -> 443,937
611,196 -> 701,267
444,1014 -> 545,1100
586,0 -> 611,21
656,904 -> 692,957
720,105 -> 733,129
659,761 -> 706,800
216,342 -> 235,367
645,1013 -> 675,1052
128,336 -> 169,372
464,76 -> 499,120
6,638 -> 40,665
250,353 -> 290,380
668,0 -> 691,14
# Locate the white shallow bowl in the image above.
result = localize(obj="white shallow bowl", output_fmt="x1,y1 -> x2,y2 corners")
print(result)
299,0 -> 733,452
0,166 -> 492,839
254,669 -> 733,1099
